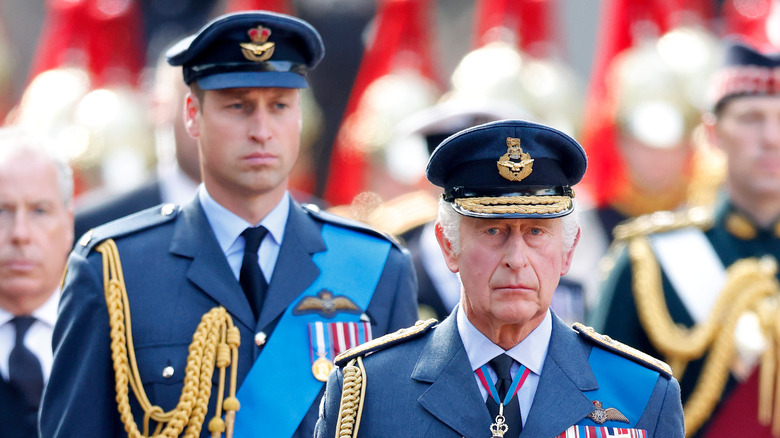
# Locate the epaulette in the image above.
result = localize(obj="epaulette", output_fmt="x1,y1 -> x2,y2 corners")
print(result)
572,323 -> 673,379
303,202 -> 404,249
75,203 -> 180,254
334,319 -> 437,367
612,206 -> 714,242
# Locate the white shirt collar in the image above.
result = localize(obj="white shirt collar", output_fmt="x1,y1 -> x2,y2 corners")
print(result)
0,289 -> 60,327
456,304 -> 551,376
198,186 -> 289,253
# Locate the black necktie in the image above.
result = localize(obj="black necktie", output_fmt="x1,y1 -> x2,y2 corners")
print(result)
9,316 -> 44,411
486,354 -> 523,437
240,226 -> 269,320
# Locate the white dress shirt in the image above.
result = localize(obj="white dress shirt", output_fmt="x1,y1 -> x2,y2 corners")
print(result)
198,186 -> 289,282
456,305 -> 552,425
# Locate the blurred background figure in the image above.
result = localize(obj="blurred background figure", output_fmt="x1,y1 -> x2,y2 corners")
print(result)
0,126 -> 73,438
72,56 -> 200,240
574,0 -> 725,314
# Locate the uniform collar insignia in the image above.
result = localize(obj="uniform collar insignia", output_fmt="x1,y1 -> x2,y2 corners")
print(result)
497,136 -> 534,181
293,289 -> 362,318
725,211 -> 780,240
240,25 -> 275,62
587,400 -> 629,425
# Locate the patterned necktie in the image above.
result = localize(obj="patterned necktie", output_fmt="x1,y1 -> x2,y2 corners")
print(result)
9,316 -> 44,411
486,354 -> 523,437
240,226 -> 269,320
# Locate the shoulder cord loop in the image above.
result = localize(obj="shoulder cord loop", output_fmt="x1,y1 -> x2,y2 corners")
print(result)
334,357 -> 367,438
628,236 -> 780,437
96,239 -> 241,438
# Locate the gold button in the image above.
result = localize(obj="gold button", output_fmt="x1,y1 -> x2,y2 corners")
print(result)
255,332 -> 267,347
162,366 -> 174,378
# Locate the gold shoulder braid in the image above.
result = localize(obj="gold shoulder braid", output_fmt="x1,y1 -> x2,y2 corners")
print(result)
334,357 -> 367,438
628,235 -> 780,437
96,239 -> 241,438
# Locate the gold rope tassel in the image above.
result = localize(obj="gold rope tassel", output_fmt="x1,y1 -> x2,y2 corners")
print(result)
335,357 -> 367,438
96,239 -> 240,438
629,237 -> 780,437
758,299 -> 777,426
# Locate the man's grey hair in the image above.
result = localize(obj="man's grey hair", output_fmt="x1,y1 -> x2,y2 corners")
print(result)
0,126 -> 74,207
436,198 -> 580,254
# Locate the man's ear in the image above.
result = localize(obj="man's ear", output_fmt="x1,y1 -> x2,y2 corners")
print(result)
560,227 -> 581,276
435,222 -> 460,274
184,93 -> 200,139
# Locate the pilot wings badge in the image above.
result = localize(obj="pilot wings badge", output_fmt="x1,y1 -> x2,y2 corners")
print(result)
587,400 -> 630,425
497,137 -> 534,182
293,290 -> 362,318
240,25 -> 275,62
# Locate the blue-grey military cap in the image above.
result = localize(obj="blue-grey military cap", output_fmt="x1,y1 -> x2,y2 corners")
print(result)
426,119 -> 587,218
166,11 -> 324,89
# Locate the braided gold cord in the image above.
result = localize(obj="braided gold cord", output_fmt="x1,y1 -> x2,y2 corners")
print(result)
96,239 -> 240,438
455,196 -> 571,215
335,358 -> 366,438
629,236 -> 780,436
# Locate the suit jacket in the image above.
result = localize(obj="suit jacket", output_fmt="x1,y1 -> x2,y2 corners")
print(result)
40,196 -> 418,438
316,309 -> 684,437
0,378 -> 37,438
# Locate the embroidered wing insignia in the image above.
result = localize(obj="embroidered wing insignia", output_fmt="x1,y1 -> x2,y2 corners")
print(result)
588,400 -> 629,425
293,290 -> 362,318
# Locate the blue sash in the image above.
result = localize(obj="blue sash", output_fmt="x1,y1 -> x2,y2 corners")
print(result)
233,224 -> 391,437
580,348 -> 659,427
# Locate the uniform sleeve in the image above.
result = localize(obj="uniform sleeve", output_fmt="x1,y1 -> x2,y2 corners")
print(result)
314,366 -> 345,438
39,251 -> 121,437
368,245 -> 419,335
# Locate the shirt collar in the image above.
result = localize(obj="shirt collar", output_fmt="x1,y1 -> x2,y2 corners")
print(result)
456,304 -> 551,376
0,289 -> 60,328
198,186 -> 289,253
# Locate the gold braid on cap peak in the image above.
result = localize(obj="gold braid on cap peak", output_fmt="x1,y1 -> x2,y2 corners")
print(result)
627,235 -> 780,437
96,239 -> 240,438
455,195 -> 572,215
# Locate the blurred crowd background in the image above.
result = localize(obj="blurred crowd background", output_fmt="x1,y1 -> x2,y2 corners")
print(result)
0,0 -> 776,234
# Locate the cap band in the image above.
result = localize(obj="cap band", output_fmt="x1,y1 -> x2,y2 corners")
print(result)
709,66 -> 780,108
444,185 -> 573,202
184,60 -> 308,84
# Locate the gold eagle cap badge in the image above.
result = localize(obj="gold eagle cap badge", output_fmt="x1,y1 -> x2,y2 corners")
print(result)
293,290 -> 362,318
587,400 -> 629,425
497,137 -> 534,182
240,25 -> 275,62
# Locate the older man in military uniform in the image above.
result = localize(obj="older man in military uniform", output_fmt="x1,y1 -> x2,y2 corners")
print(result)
590,39 -> 780,437
315,120 -> 684,438
39,11 -> 418,438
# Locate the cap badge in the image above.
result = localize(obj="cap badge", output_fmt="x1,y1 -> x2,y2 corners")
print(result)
497,137 -> 534,182
587,400 -> 629,424
240,25 -> 275,62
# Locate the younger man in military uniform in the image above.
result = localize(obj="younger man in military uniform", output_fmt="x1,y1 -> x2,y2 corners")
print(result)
40,11 -> 418,438
590,40 -> 780,437
316,120 -> 684,438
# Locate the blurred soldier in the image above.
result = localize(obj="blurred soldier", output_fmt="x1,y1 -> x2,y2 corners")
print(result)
590,40 -> 780,437
0,127 -> 73,438
315,120 -> 684,438
73,58 -> 201,240
40,10 -> 417,438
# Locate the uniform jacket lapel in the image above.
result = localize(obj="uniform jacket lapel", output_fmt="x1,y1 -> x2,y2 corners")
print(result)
521,313 -> 598,437
414,312 -> 491,438
170,198 -> 256,330
257,200 -> 325,331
